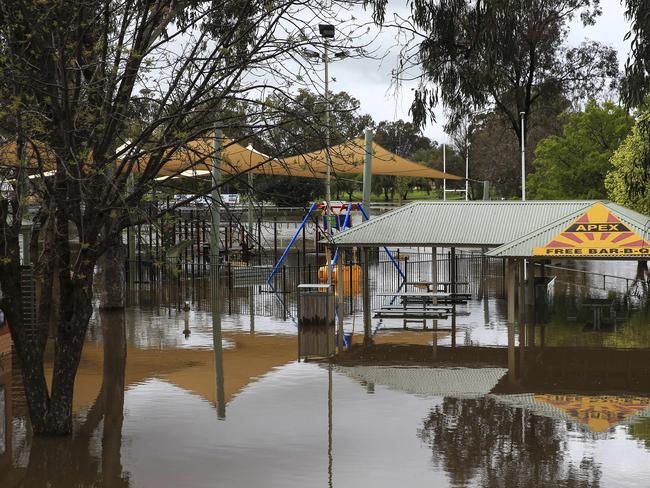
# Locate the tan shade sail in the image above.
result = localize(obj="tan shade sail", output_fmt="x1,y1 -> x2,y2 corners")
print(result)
280,138 -> 463,180
1,136 -> 463,181
151,137 -> 319,178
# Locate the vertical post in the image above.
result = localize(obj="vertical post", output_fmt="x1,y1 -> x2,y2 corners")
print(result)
526,259 -> 536,347
257,217 -> 262,265
450,247 -> 457,294
362,247 -> 372,346
273,217 -> 278,263
507,258 -> 516,384
442,143 -> 446,201
127,174 -> 136,287
507,258 -> 516,324
323,37 -> 334,288
518,258 -> 526,343
520,111 -> 526,201
247,171 -> 254,262
362,128 -> 373,216
431,246 -> 438,355
211,128 -> 225,420
465,136 -> 469,201
337,249 -> 345,351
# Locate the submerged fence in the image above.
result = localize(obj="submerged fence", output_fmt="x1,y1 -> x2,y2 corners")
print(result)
124,249 -> 508,321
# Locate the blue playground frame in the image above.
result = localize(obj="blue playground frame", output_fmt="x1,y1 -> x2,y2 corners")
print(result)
266,202 -> 406,325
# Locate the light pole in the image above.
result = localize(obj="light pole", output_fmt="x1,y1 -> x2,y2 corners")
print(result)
465,136 -> 469,201
318,23 -> 335,284
520,111 -> 526,201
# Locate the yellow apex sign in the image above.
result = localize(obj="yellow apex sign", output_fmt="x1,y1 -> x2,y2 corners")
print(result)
533,202 -> 650,257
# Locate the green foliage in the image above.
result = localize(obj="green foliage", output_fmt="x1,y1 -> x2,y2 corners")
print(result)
372,120 -> 436,201
462,95 -> 569,198
529,101 -> 634,200
605,111 -> 650,214
622,0 -> 650,106
250,89 -> 372,205
253,175 -> 324,207
372,0 -> 618,146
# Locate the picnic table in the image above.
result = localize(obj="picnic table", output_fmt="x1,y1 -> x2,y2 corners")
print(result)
374,291 -> 455,328
380,289 -> 471,303
579,298 -> 615,330
405,280 -> 470,293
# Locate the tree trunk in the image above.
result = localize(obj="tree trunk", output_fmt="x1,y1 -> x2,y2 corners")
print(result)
97,234 -> 125,309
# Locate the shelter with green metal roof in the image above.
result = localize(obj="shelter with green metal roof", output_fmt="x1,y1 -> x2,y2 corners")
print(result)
327,199 -> 650,350
329,200 -> 644,250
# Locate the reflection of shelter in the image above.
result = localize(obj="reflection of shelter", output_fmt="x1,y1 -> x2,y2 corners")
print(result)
0,318 -> 11,470
338,344 -> 650,433
336,365 -> 507,398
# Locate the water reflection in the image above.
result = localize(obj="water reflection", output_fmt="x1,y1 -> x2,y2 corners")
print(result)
4,260 -> 650,486
4,310 -> 129,487
419,396 -> 602,487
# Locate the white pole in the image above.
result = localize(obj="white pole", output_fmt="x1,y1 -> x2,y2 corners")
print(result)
465,136 -> 469,201
443,143 -> 446,201
520,111 -> 526,201
324,38 -> 333,285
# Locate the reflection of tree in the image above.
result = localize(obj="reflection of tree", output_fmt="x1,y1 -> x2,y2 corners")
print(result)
418,397 -> 601,488
13,310 -> 129,487
628,417 -> 650,450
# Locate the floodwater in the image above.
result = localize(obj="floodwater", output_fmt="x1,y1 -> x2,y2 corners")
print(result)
3,260 -> 650,486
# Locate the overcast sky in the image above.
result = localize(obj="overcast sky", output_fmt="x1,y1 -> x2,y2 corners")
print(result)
326,0 -> 631,144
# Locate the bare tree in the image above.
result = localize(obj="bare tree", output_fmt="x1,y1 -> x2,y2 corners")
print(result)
0,0 -> 367,435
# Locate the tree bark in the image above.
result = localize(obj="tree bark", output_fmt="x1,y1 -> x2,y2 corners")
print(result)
97,234 -> 126,310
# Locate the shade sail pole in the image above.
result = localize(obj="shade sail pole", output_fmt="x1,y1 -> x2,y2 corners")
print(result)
362,129 -> 373,217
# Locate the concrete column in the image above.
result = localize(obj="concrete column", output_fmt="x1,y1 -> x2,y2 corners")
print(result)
362,247 -> 372,346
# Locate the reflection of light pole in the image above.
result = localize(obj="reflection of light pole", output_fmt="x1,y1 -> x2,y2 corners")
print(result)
520,111 -> 526,201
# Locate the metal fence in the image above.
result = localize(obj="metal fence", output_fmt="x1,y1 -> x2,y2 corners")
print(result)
124,249 -> 507,320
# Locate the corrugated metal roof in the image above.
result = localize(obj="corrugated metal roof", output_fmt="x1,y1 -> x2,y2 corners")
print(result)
486,201 -> 650,258
330,200 -> 596,248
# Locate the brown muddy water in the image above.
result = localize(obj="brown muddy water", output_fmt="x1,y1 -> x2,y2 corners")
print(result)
3,260 -> 650,486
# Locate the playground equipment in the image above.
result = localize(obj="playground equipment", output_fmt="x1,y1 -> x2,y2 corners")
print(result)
266,201 -> 406,320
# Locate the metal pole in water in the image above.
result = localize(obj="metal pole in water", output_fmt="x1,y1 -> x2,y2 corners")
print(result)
211,128 -> 226,420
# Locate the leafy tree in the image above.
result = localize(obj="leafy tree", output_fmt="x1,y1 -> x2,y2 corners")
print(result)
529,101 -> 634,199
371,0 -> 618,163
0,0 -> 348,435
459,95 -> 569,198
622,1 -> 650,106
605,111 -> 650,215
253,175 -> 324,207
251,89 -> 374,205
372,120 -> 435,201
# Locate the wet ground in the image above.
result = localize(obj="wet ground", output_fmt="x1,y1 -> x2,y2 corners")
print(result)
3,260 -> 650,486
